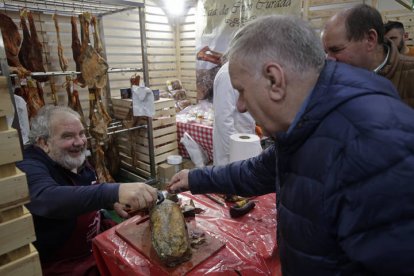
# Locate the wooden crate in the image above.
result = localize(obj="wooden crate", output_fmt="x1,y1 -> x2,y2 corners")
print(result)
0,76 -> 42,275
112,97 -> 178,178
0,244 -> 42,275
0,206 -> 36,256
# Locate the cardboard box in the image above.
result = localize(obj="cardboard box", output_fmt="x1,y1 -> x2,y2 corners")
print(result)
157,163 -> 177,185
182,158 -> 195,170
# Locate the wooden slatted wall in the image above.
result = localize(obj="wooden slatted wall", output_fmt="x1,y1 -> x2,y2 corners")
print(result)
178,5 -> 197,102
145,1 -> 178,90
303,0 -> 364,33
102,7 -> 144,99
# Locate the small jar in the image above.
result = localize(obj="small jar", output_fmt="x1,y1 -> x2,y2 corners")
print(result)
167,155 -> 183,173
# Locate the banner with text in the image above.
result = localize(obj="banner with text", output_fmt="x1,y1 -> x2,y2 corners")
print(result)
195,0 -> 301,100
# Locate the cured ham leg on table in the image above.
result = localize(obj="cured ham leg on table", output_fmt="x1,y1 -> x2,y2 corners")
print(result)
0,13 -> 29,78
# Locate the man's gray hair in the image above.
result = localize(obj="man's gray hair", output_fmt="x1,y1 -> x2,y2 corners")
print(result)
28,105 -> 81,144
227,15 -> 325,75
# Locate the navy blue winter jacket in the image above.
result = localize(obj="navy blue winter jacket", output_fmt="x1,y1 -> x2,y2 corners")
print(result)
16,145 -> 119,261
189,61 -> 414,275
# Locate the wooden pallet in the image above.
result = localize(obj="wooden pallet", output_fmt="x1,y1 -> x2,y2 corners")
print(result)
112,97 -> 178,178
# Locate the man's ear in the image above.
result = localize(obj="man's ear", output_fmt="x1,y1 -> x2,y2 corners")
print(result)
263,62 -> 286,101
404,32 -> 409,41
366,29 -> 379,50
37,137 -> 50,153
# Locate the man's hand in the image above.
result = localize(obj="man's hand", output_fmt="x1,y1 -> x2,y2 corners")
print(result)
166,169 -> 190,194
113,202 -> 130,219
118,183 -> 157,211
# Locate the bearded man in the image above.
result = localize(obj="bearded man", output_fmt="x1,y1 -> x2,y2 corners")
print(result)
384,20 -> 414,57
16,105 -> 157,275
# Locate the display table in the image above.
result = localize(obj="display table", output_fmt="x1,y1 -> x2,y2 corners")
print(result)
176,121 -> 213,163
92,193 -> 281,275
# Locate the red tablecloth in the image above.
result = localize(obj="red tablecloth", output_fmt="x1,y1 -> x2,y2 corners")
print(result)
93,193 -> 281,275
176,121 -> 213,162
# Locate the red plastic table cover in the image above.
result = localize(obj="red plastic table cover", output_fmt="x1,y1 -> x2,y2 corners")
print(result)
176,121 -> 214,162
92,192 -> 281,276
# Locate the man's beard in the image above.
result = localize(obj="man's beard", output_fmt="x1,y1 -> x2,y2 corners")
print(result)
50,147 -> 87,171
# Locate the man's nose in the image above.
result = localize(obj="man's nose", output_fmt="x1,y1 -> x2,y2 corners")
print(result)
73,135 -> 86,146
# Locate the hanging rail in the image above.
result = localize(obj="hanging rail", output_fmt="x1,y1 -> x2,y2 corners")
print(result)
1,0 -> 144,16
9,67 -> 143,78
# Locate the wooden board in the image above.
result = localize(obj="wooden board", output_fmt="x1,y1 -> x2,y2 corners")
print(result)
116,217 -> 225,276
0,244 -> 42,276
0,168 -> 30,210
0,76 -> 14,118
0,129 -> 22,166
0,209 -> 36,256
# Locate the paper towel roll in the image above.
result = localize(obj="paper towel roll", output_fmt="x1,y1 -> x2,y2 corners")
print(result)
229,133 -> 262,162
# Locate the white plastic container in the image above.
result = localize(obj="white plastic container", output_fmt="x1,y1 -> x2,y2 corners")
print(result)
167,155 -> 183,173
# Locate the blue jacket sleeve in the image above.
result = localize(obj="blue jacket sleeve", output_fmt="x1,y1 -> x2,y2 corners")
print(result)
18,159 -> 119,219
189,145 -> 276,196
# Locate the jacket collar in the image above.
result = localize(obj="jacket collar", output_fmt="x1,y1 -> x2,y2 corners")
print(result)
378,39 -> 399,79
275,60 -> 399,149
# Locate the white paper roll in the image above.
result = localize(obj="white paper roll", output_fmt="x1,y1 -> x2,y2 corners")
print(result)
229,133 -> 262,162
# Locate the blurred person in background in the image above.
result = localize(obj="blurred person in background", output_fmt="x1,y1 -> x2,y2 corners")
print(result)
384,20 -> 414,56
322,3 -> 414,108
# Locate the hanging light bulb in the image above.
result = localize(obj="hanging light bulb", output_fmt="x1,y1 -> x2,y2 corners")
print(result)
164,0 -> 185,17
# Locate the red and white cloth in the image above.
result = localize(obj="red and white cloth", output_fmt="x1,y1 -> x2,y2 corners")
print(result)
176,121 -> 213,163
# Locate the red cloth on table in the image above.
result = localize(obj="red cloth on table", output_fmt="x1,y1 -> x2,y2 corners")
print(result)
176,121 -> 213,162
92,193 -> 281,276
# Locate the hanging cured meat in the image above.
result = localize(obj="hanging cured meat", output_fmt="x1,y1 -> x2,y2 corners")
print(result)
90,16 -> 107,88
91,16 -> 104,57
79,13 -> 108,89
88,88 -> 109,141
19,11 -> 49,82
53,14 -> 68,72
93,144 -> 114,183
0,13 -> 29,78
64,77 -> 86,126
71,16 -> 85,86
17,79 -> 45,120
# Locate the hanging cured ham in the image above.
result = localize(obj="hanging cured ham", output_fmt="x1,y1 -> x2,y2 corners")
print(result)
93,144 -> 115,183
15,79 -> 45,120
18,10 -> 48,81
71,16 -> 85,86
53,14 -> 68,72
0,13 -> 29,78
80,14 -> 108,89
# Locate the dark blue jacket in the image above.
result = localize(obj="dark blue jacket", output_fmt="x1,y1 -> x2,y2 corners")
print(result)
189,61 -> 414,275
16,145 -> 119,261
